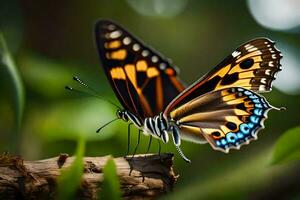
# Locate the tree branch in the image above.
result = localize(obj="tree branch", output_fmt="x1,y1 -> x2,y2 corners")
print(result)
0,153 -> 177,199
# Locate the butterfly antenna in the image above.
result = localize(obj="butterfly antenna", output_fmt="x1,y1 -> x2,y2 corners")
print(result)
73,76 -> 99,94
72,76 -> 121,109
65,85 -> 121,109
175,145 -> 191,163
96,118 -> 119,133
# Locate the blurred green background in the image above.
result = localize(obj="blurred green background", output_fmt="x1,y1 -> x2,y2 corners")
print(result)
1,0 -> 300,199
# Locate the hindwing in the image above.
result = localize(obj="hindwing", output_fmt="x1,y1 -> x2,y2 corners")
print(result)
169,87 -> 277,152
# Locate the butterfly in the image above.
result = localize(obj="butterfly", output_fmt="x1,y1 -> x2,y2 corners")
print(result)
95,19 -> 283,162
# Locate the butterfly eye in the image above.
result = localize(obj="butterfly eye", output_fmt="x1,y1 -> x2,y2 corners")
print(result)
116,110 -> 122,119
211,131 -> 222,139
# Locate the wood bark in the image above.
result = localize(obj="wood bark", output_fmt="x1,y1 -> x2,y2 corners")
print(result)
0,153 -> 177,199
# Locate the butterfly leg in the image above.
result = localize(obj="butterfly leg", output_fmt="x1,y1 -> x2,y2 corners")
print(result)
131,129 -> 141,160
158,140 -> 162,161
171,125 -> 191,163
124,123 -> 133,157
146,135 -> 153,154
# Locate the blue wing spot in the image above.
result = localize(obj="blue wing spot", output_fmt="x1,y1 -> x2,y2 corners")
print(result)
248,123 -> 255,128
255,103 -> 263,108
253,99 -> 260,104
221,139 -> 227,145
254,109 -> 263,116
244,90 -> 252,95
240,123 -> 250,134
226,132 -> 238,143
249,95 -> 258,99
250,115 -> 260,124
216,140 -> 221,146
237,132 -> 244,138
237,88 -> 244,92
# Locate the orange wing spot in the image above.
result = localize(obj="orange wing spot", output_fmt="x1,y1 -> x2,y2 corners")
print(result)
105,40 -> 121,49
209,65 -> 231,80
226,98 -> 247,105
221,125 -> 231,134
147,67 -> 159,78
225,116 -> 243,126
236,52 -> 262,63
253,56 -> 263,63
170,76 -> 185,92
245,101 -> 255,108
110,49 -> 127,60
165,68 -> 175,75
125,64 -> 138,89
155,76 -> 163,113
110,67 -> 126,80
222,93 -> 238,102
136,60 -> 148,71
239,71 -> 254,78
234,109 -> 250,116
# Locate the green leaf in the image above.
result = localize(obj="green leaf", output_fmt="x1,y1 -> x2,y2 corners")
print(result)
0,32 -> 25,152
99,158 -> 121,200
57,137 -> 85,200
271,126 -> 300,165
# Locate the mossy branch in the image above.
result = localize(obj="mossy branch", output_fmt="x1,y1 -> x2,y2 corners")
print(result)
0,153 -> 177,199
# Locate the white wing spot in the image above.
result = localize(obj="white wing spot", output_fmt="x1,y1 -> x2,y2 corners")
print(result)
152,56 -> 158,63
123,37 -> 131,45
245,45 -> 254,50
259,85 -> 266,91
261,78 -> 267,84
107,24 -> 116,31
109,30 -> 122,39
133,43 -> 140,51
232,51 -> 241,57
159,63 -> 167,70
142,50 -> 149,57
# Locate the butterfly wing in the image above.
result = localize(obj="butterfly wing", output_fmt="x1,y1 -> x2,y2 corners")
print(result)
95,20 -> 185,120
165,38 -> 282,114
168,87 -> 275,152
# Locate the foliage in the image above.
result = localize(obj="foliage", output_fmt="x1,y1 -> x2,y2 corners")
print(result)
0,32 -> 24,152
98,158 -> 121,200
271,126 -> 300,165
56,137 -> 85,200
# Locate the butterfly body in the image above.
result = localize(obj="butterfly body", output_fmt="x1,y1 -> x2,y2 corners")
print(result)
95,19 -> 283,161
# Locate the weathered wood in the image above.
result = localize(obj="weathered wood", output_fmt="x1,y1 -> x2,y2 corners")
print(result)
0,153 -> 177,199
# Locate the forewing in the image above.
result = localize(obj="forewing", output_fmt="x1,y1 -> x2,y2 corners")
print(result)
169,87 -> 275,152
165,38 -> 282,114
95,20 -> 185,119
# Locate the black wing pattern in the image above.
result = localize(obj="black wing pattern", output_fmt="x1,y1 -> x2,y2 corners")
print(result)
95,20 -> 185,120
165,38 -> 282,114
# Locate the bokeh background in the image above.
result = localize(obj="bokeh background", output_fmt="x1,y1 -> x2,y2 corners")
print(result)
1,0 -> 300,199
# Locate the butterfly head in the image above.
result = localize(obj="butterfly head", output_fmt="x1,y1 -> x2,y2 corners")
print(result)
116,110 -> 128,122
